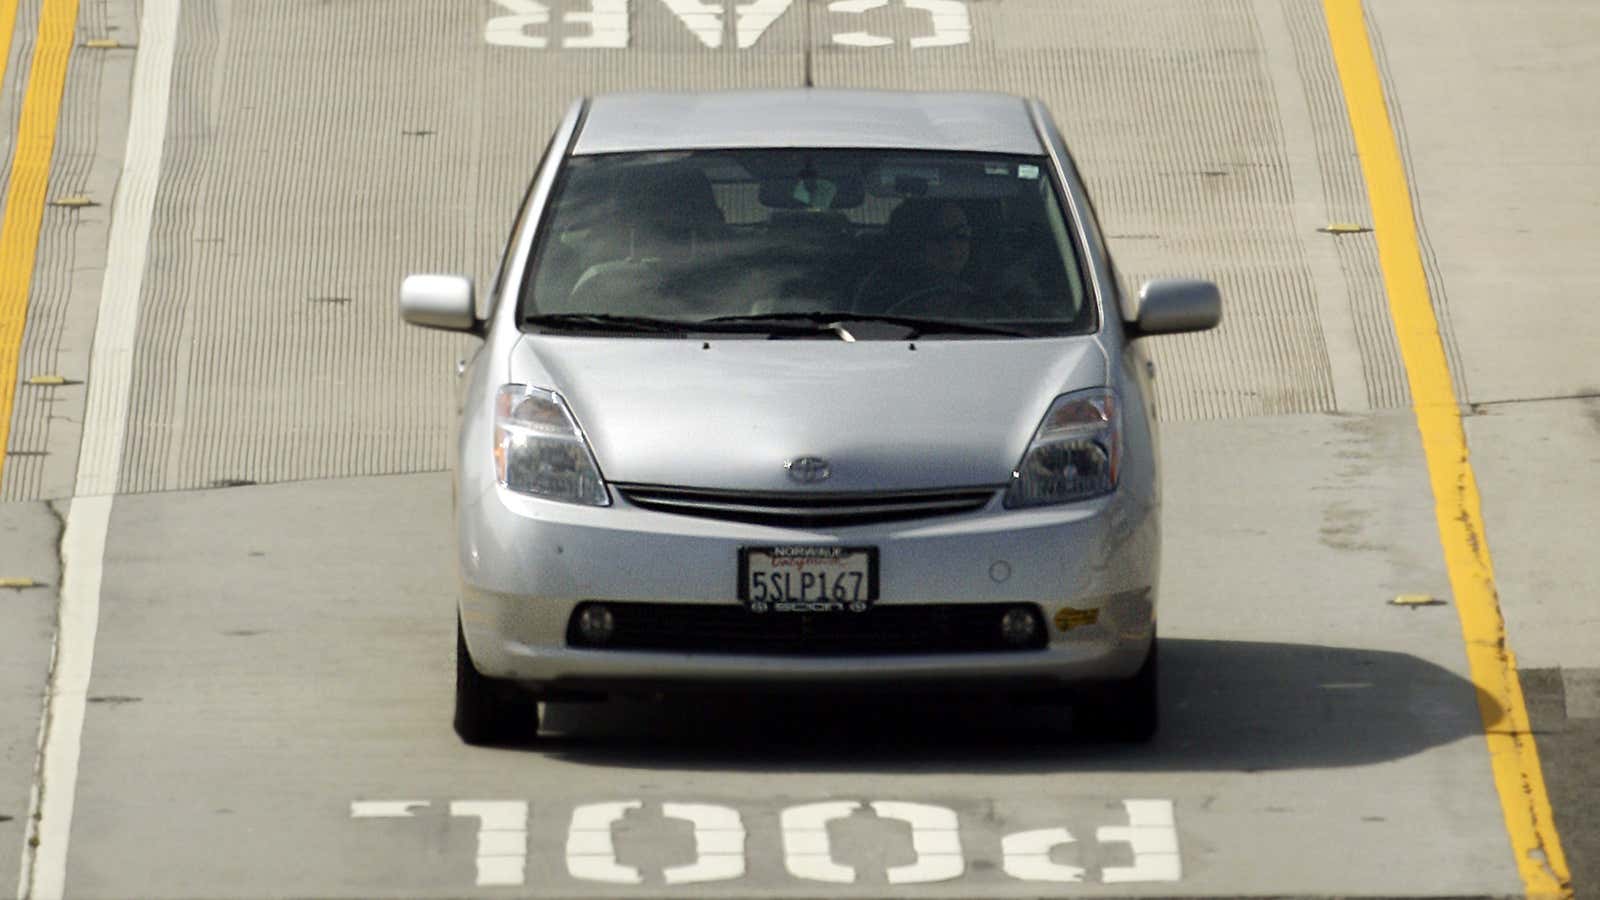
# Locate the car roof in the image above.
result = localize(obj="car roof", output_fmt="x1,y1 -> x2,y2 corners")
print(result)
572,90 -> 1045,156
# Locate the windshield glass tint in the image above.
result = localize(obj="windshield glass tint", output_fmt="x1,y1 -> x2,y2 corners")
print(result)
522,149 -> 1094,335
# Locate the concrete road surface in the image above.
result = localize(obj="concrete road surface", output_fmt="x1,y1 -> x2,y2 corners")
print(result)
1,0 -> 1595,897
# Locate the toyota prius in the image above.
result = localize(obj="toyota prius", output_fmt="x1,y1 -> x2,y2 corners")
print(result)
400,90 -> 1221,745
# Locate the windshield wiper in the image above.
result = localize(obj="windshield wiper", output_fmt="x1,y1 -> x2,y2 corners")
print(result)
524,313 -> 697,334
702,312 -> 1029,338
524,313 -> 827,337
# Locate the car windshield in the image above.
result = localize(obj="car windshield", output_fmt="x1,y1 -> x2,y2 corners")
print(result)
521,149 -> 1095,337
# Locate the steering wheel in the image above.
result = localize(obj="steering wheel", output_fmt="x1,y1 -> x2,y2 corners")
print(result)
882,282 -> 984,317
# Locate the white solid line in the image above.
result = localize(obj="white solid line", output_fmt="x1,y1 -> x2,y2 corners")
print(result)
16,3 -> 182,899
16,497 -> 109,900
73,0 -> 181,500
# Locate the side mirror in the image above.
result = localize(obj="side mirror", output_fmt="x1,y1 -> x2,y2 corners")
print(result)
400,274 -> 477,333
1128,278 -> 1221,337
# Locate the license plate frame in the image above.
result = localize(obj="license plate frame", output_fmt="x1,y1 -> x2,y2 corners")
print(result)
738,546 -> 879,612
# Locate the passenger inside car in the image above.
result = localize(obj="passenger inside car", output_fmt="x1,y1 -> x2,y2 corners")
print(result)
565,164 -> 731,317
853,199 -> 976,316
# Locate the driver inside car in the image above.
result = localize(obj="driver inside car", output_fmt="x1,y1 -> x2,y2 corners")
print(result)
853,199 -> 977,316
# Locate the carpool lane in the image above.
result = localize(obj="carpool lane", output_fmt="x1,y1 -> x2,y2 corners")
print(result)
0,0 -> 1585,896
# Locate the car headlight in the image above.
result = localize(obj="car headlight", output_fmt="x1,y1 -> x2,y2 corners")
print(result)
1003,388 -> 1121,508
493,384 -> 610,506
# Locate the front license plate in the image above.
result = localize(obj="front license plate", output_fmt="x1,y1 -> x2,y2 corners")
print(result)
739,546 -> 879,612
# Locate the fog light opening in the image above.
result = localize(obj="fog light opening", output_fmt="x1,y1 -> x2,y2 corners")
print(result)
999,606 -> 1041,647
577,603 -> 616,645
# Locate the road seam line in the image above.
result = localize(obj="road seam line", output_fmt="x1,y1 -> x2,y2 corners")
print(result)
1322,1 -> 1572,897
15,3 -> 181,899
0,0 -> 79,490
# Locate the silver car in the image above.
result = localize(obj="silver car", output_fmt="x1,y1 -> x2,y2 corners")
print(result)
400,90 -> 1220,746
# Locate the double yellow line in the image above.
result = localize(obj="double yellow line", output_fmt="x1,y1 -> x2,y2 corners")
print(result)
0,0 -> 81,488
1323,1 -> 1572,897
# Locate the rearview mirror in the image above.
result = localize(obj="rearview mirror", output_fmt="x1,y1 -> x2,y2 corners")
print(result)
758,173 -> 865,210
1129,279 -> 1221,337
400,274 -> 477,333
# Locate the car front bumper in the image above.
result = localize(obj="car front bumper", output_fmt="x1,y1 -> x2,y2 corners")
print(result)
456,482 -> 1159,688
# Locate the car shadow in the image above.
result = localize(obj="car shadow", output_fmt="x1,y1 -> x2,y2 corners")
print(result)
529,638 -> 1498,773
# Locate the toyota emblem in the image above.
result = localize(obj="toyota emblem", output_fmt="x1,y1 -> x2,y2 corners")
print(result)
785,456 -> 831,484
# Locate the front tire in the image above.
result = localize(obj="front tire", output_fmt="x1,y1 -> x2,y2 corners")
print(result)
1076,638 -> 1159,742
455,616 -> 541,746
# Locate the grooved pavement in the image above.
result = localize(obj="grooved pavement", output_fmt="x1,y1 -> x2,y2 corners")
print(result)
2,0 -> 134,503
106,0 -> 1398,495
0,0 -> 1588,897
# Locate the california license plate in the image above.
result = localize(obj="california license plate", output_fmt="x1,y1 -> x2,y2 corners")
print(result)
738,546 -> 879,612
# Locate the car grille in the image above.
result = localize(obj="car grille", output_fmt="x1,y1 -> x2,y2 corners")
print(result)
613,484 -> 997,527
567,602 -> 1046,655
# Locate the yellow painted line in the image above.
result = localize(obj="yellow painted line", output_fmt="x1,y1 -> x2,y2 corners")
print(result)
1323,1 -> 1573,897
0,0 -> 81,488
0,1 -> 18,112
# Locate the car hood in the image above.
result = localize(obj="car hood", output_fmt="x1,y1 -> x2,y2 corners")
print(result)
508,335 -> 1109,492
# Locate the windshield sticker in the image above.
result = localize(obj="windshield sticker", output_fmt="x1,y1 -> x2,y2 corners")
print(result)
985,163 -> 1010,176
1018,164 -> 1041,180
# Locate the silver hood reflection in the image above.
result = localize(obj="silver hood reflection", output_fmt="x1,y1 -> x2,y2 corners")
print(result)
509,335 -> 1109,493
